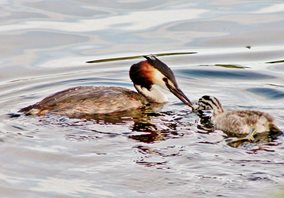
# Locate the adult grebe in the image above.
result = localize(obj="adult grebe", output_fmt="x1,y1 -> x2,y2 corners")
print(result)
194,95 -> 281,141
19,55 -> 192,118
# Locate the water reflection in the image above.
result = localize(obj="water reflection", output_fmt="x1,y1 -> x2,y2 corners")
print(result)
0,8 -> 206,32
1,0 -> 284,197
180,68 -> 274,79
15,103 -> 190,144
247,87 -> 284,99
86,51 -> 197,63
266,59 -> 284,64
134,144 -> 185,168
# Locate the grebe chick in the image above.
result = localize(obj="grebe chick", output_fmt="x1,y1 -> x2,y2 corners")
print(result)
194,95 -> 281,141
20,56 -> 192,118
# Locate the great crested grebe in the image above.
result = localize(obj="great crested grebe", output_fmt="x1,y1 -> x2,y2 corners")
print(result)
19,55 -> 192,118
194,95 -> 282,141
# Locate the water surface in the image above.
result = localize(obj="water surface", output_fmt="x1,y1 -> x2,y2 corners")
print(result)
0,1 -> 284,197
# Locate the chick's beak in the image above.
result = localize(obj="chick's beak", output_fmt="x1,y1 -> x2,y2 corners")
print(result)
167,84 -> 192,108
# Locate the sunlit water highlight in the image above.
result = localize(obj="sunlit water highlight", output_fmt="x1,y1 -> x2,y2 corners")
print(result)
0,1 -> 284,198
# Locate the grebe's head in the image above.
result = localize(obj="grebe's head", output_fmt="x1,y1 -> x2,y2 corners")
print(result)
129,55 -> 192,108
194,95 -> 224,116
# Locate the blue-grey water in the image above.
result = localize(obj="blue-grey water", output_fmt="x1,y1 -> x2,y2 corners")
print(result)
0,1 -> 284,197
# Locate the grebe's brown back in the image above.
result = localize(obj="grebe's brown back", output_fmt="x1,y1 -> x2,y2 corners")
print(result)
20,55 -> 192,118
194,95 -> 281,141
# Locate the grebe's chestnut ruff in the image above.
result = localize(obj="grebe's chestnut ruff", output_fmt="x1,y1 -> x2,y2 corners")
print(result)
20,56 -> 192,118
195,95 -> 281,141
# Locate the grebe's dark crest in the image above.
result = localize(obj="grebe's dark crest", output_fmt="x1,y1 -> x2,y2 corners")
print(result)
195,95 -> 281,141
20,55 -> 192,118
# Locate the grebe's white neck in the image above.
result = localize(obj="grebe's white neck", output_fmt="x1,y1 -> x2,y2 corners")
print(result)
134,84 -> 168,103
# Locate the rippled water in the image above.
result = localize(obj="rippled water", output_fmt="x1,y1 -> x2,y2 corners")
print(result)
0,1 -> 284,197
